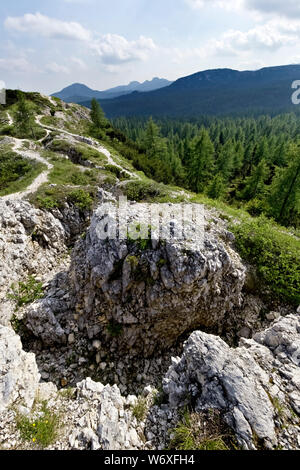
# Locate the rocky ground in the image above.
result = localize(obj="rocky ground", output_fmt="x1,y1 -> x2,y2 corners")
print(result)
0,195 -> 299,451
0,95 -> 299,451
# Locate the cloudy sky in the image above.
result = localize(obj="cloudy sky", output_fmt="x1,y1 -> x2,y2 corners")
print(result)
0,0 -> 300,94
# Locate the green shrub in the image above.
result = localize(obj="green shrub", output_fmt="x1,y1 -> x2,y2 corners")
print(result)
67,189 -> 94,210
10,314 -> 23,334
52,96 -> 62,104
40,116 -> 61,128
49,139 -> 72,153
47,157 -> 97,186
125,180 -> 168,202
104,164 -> 122,178
8,276 -> 44,310
231,216 -> 300,305
49,140 -> 106,166
170,410 -> 232,451
16,401 -> 60,449
30,185 -> 96,211
75,144 -> 106,163
132,397 -> 148,422
0,151 -> 46,196
36,196 -> 59,209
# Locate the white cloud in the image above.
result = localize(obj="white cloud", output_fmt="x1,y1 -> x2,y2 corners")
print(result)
0,57 -> 32,72
172,17 -> 300,66
212,20 -> 297,54
4,12 -> 92,41
89,34 -> 156,64
4,13 -> 156,67
46,62 -> 70,74
185,0 -> 243,11
71,57 -> 87,70
186,0 -> 300,18
246,0 -> 300,19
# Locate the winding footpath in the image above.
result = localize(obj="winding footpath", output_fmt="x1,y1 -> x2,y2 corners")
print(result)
1,106 -> 141,202
35,115 -> 141,181
1,138 -> 53,201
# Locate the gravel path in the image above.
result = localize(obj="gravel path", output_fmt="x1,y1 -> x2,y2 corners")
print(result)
35,115 -> 140,180
1,108 -> 140,202
1,139 -> 53,201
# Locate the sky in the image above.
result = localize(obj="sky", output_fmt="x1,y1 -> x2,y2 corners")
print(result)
1,0 -> 300,94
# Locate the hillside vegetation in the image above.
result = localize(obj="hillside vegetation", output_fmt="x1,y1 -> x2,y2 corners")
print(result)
0,90 -> 299,306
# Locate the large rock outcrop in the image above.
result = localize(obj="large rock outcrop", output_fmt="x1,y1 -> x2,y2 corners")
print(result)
0,199 -> 66,326
0,326 -> 40,413
163,314 -> 300,450
68,202 -> 246,356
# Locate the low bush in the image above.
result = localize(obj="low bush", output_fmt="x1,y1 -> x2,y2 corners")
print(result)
124,180 -> 168,202
16,401 -> 60,449
67,188 -> 94,210
8,276 -> 44,310
170,409 -> 235,451
131,397 -> 148,422
231,215 -> 300,305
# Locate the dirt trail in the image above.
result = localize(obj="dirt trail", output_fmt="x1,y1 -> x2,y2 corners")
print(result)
35,115 -> 140,181
1,106 -> 140,201
1,139 -> 53,201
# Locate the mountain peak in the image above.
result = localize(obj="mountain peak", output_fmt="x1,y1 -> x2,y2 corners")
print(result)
52,77 -> 173,103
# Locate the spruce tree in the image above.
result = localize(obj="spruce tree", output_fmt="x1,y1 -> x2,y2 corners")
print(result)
15,91 -> 34,138
241,159 -> 269,201
269,143 -> 300,226
207,174 -> 226,200
187,128 -> 215,193
90,98 -> 106,130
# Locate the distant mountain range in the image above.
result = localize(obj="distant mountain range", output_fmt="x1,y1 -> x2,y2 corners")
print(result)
52,77 -> 173,103
74,65 -> 300,118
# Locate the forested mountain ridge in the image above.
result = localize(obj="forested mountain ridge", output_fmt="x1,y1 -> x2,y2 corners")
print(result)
113,113 -> 300,230
83,64 -> 300,118
52,77 -> 173,103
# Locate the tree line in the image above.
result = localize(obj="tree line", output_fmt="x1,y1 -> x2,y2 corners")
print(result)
112,114 -> 300,228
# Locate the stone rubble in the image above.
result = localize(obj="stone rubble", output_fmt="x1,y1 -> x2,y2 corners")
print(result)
163,314 -> 300,450
0,185 -> 299,451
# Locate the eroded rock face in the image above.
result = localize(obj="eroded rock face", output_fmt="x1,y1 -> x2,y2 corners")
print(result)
0,326 -> 40,413
0,200 -> 66,326
163,314 -> 300,450
69,203 -> 246,356
24,271 -> 71,346
69,378 -> 145,450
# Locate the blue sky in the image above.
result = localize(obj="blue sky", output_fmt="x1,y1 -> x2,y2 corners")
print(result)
1,0 -> 300,94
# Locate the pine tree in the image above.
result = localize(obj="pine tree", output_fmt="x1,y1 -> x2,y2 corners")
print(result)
207,174 -> 226,200
90,98 -> 106,130
268,143 -> 300,226
187,128 -> 215,193
216,139 -> 235,181
144,117 -> 160,150
241,159 -> 269,201
15,91 -> 35,138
